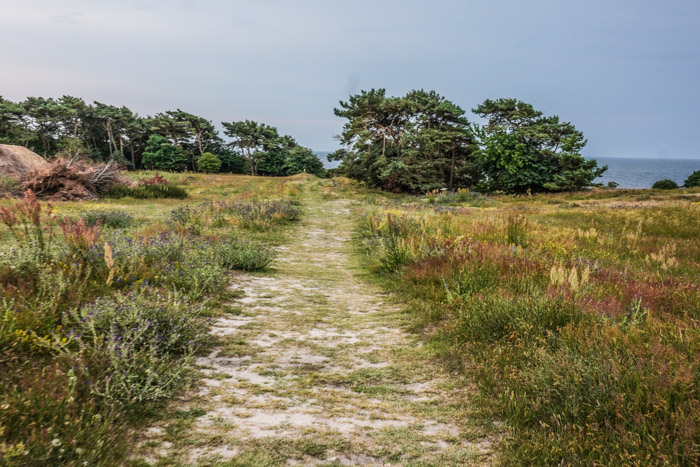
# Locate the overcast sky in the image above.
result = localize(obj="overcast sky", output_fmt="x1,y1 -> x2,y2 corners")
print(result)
1,0 -> 699,158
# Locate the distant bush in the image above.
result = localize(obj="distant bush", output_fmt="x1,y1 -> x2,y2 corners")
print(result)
652,179 -> 678,189
606,181 -> 619,188
103,184 -> 188,199
427,189 -> 494,207
197,152 -> 222,173
684,170 -> 700,188
80,210 -> 134,229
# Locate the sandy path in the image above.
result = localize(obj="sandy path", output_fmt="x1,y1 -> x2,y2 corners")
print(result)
134,194 -> 496,466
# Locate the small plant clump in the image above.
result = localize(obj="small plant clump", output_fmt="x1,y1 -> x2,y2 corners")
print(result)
103,184 -> 188,199
80,210 -> 134,229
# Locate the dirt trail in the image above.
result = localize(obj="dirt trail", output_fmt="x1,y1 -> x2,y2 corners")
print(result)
134,193 -> 496,466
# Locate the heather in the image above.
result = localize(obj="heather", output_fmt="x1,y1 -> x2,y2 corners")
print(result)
358,187 -> 700,464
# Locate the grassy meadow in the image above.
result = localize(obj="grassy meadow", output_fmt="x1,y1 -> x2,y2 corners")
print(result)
0,173 -> 305,465
356,186 -> 700,464
1,172 -> 698,465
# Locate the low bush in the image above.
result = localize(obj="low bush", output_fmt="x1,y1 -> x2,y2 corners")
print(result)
651,179 -> 679,189
213,236 -> 276,271
223,200 -> 302,230
103,184 -> 188,199
684,170 -> 700,188
80,210 -> 134,229
69,288 -> 208,406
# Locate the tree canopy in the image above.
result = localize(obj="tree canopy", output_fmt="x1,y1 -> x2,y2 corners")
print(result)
332,92 -> 606,193
222,120 -> 324,177
472,98 -> 606,193
331,89 -> 477,192
0,95 -> 323,177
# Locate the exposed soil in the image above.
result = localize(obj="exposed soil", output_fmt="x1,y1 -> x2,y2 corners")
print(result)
133,192 -> 496,466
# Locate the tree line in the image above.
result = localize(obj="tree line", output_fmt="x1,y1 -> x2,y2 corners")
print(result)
331,89 -> 607,193
0,96 -> 324,176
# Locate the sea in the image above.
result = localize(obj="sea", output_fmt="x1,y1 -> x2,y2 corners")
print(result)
314,152 -> 699,189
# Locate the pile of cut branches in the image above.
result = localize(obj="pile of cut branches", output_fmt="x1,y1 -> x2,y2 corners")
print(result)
22,158 -> 125,201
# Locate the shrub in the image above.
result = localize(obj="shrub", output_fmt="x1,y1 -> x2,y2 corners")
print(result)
224,200 -> 302,230
70,288 -> 208,406
97,233 -> 228,300
684,169 -> 700,188
0,189 -> 56,260
213,236 -> 276,271
197,152 -> 222,173
80,211 -> 134,229
103,184 -> 188,199
651,179 -> 678,189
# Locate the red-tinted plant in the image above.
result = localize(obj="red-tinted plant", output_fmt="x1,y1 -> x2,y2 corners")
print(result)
0,189 -> 55,258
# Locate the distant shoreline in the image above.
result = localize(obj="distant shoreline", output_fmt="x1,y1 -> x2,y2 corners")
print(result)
315,152 -> 699,189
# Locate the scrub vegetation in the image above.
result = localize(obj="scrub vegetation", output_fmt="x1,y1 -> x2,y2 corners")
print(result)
1,169 -> 698,465
357,185 -> 700,464
0,174 -> 301,465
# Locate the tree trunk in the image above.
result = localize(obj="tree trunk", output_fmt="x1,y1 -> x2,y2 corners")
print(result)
449,139 -> 456,191
129,140 -> 136,169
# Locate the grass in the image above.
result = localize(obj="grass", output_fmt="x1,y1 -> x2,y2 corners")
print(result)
355,186 -> 700,464
0,173 -> 303,465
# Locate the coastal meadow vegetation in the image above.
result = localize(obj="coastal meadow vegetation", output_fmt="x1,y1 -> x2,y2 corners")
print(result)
0,174 -> 302,465
357,187 -> 700,464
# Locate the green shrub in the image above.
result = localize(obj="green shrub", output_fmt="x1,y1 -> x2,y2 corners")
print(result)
103,184 -> 188,199
213,236 -> 276,271
197,152 -> 222,173
80,210 -> 134,229
224,200 -> 302,230
454,295 -> 580,344
70,288 -> 208,406
99,233 -> 228,300
684,169 -> 700,188
651,179 -> 678,189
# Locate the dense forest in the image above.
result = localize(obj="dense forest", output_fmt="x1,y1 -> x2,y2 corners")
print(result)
0,96 -> 324,176
331,90 -> 607,194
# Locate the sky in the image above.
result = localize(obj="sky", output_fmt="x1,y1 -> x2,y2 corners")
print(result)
1,0 -> 699,158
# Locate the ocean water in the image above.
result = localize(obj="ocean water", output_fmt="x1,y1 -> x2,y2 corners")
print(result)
590,157 -> 699,189
315,152 -> 699,189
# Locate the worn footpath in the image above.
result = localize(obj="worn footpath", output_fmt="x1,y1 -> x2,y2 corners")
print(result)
133,193 -> 496,466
